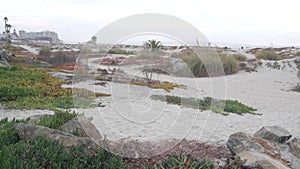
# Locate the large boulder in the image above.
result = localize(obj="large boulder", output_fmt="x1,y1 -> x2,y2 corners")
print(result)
254,126 -> 292,144
14,123 -> 99,153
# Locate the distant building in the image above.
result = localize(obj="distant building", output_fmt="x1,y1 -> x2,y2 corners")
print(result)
91,36 -> 97,45
18,30 -> 61,44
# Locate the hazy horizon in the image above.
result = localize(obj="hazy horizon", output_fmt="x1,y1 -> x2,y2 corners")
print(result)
1,0 -> 300,46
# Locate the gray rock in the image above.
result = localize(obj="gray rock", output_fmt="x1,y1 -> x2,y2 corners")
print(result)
227,132 -> 290,169
28,114 -> 45,125
238,151 -> 290,169
14,123 -> 98,153
280,144 -> 300,169
254,126 -> 292,144
77,116 -> 103,145
60,117 -> 87,137
60,116 -> 103,145
290,138 -> 300,159
226,132 -> 265,154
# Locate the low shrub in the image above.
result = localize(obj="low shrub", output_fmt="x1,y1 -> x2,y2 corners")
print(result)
108,48 -> 135,55
220,55 -> 239,75
174,49 -> 239,77
256,50 -> 281,60
233,54 -> 247,62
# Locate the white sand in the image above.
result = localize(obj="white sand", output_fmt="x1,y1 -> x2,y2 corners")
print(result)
66,57 -> 300,144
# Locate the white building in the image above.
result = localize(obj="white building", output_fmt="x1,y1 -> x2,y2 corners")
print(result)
18,30 -> 60,43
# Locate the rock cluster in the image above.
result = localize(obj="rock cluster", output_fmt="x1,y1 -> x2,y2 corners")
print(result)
14,115 -> 103,153
13,115 -> 300,168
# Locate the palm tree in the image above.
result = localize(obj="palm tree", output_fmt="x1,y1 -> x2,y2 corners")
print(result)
3,17 -> 12,43
3,17 -> 8,26
144,39 -> 162,50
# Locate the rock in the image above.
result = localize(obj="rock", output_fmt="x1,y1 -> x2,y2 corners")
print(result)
14,123 -> 98,153
60,117 -> 87,137
290,138 -> 300,159
280,144 -> 300,169
226,132 -> 265,154
60,116 -> 103,145
237,151 -> 290,169
227,132 -> 290,169
254,126 -> 292,144
77,116 -> 103,145
28,114 -> 45,125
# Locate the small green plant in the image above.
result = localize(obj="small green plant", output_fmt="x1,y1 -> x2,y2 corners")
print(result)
296,51 -> 300,56
256,50 -> 281,60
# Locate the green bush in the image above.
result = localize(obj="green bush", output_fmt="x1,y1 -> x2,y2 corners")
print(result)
35,110 -> 77,129
296,51 -> 300,56
256,50 -> 281,60
39,47 -> 51,60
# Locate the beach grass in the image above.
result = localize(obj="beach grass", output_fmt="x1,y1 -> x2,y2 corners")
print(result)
256,50 -> 282,60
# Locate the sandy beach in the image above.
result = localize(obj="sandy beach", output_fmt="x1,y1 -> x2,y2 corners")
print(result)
67,55 -> 300,144
1,52 -> 299,145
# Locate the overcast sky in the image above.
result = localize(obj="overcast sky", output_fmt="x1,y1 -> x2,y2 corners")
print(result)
1,0 -> 300,46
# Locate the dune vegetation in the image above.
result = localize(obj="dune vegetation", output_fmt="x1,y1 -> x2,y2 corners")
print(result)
150,95 -> 259,116
173,48 -> 241,77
